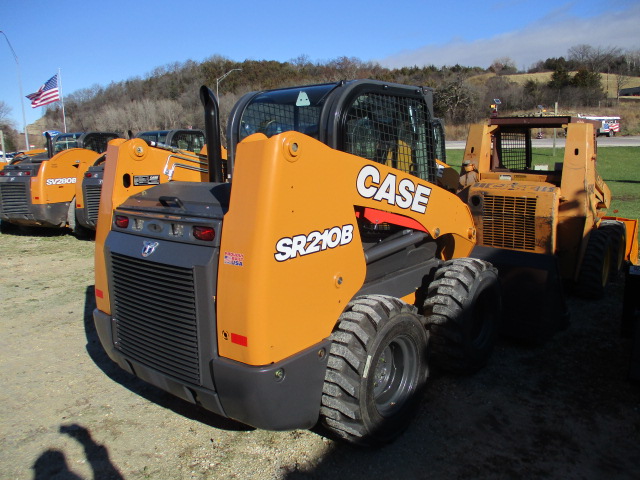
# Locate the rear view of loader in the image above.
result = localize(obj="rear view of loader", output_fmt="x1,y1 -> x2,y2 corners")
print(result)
93,80 -> 501,445
0,132 -> 120,232
74,129 -> 207,233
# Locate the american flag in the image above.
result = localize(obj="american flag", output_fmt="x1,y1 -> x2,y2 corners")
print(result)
26,74 -> 60,108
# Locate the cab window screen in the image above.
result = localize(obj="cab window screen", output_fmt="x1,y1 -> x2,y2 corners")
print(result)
496,129 -> 530,170
343,93 -> 436,182
53,133 -> 82,153
172,132 -> 205,153
239,84 -> 336,141
433,121 -> 446,163
240,103 -> 322,140
82,134 -> 119,154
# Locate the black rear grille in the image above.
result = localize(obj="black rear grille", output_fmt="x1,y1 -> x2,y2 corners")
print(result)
111,252 -> 200,385
0,183 -> 30,214
84,184 -> 102,223
482,195 -> 537,251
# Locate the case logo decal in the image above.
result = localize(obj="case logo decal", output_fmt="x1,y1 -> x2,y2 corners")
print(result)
356,165 -> 432,214
141,240 -> 159,257
133,175 -> 160,186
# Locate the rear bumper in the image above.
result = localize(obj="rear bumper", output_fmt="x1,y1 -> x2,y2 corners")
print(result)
75,206 -> 96,230
0,202 -> 68,228
93,307 -> 330,430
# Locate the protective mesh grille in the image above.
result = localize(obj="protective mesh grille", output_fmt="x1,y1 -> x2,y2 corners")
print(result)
0,183 -> 30,214
482,195 -> 537,251
497,131 -> 528,170
84,184 -> 102,223
111,252 -> 201,385
240,103 -> 322,140
343,93 -> 436,182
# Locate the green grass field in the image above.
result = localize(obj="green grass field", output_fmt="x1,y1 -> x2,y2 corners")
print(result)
596,147 -> 640,220
446,146 -> 640,220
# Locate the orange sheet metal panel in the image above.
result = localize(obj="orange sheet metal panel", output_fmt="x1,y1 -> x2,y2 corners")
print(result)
216,132 -> 476,365
31,148 -> 101,205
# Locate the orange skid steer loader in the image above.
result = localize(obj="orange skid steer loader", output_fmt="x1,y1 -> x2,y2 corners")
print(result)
74,129 -> 209,234
93,80 -> 501,445
458,116 -> 638,340
0,132 -> 120,232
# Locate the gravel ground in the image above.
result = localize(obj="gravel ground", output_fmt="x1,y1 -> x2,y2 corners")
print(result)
1,227 -> 638,480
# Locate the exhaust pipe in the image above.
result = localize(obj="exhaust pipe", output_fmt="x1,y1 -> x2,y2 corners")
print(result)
200,85 -> 224,183
45,132 -> 54,158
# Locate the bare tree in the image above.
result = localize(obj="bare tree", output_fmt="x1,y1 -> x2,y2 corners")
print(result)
490,57 -> 518,75
568,44 -> 622,72
0,100 -> 12,125
435,74 -> 482,124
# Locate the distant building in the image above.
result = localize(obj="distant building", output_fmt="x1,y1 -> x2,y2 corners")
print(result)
620,86 -> 640,96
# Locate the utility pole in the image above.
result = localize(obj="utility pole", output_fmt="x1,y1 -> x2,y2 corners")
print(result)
216,68 -> 242,99
1,31 -> 30,150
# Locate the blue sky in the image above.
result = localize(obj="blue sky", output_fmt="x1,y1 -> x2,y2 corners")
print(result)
2,0 -> 639,133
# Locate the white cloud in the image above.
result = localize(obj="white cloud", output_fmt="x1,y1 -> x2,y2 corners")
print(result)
379,4 -> 640,70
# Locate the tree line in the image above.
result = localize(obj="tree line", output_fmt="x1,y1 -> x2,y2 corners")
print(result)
1,44 -> 638,151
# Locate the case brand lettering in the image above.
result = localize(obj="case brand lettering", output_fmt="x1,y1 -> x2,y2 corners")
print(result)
356,165 -> 431,214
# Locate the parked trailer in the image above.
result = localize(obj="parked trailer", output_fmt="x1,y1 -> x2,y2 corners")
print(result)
579,115 -> 621,137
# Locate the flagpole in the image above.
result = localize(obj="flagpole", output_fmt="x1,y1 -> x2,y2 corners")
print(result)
58,68 -> 67,133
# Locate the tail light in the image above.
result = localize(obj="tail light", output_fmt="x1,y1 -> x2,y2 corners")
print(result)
114,215 -> 129,228
193,226 -> 215,241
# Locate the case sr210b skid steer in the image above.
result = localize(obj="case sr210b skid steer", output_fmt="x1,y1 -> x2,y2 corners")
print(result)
93,80 -> 501,445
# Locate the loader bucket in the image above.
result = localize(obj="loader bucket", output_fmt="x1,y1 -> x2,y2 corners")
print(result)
471,246 -> 570,343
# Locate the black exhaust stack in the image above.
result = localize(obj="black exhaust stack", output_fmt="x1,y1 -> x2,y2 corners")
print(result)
45,132 -> 54,158
200,85 -> 224,183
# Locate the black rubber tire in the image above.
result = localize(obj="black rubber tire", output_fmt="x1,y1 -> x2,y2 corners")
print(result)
320,295 -> 429,446
575,228 -> 612,298
423,258 -> 501,374
67,198 -> 92,239
1,220 -> 18,234
599,220 -> 626,280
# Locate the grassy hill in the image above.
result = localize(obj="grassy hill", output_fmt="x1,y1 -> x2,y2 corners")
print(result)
462,71 -> 640,137
483,71 -> 640,99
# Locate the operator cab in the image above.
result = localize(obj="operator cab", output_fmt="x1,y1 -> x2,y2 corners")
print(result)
52,132 -> 120,156
135,129 -> 206,153
227,80 -> 440,184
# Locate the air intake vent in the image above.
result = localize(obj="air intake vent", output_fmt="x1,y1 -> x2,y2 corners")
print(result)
482,195 -> 537,251
0,183 -> 30,214
111,253 -> 200,385
84,184 -> 102,223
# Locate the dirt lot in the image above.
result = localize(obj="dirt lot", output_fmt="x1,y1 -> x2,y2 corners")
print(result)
1,228 -> 638,480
